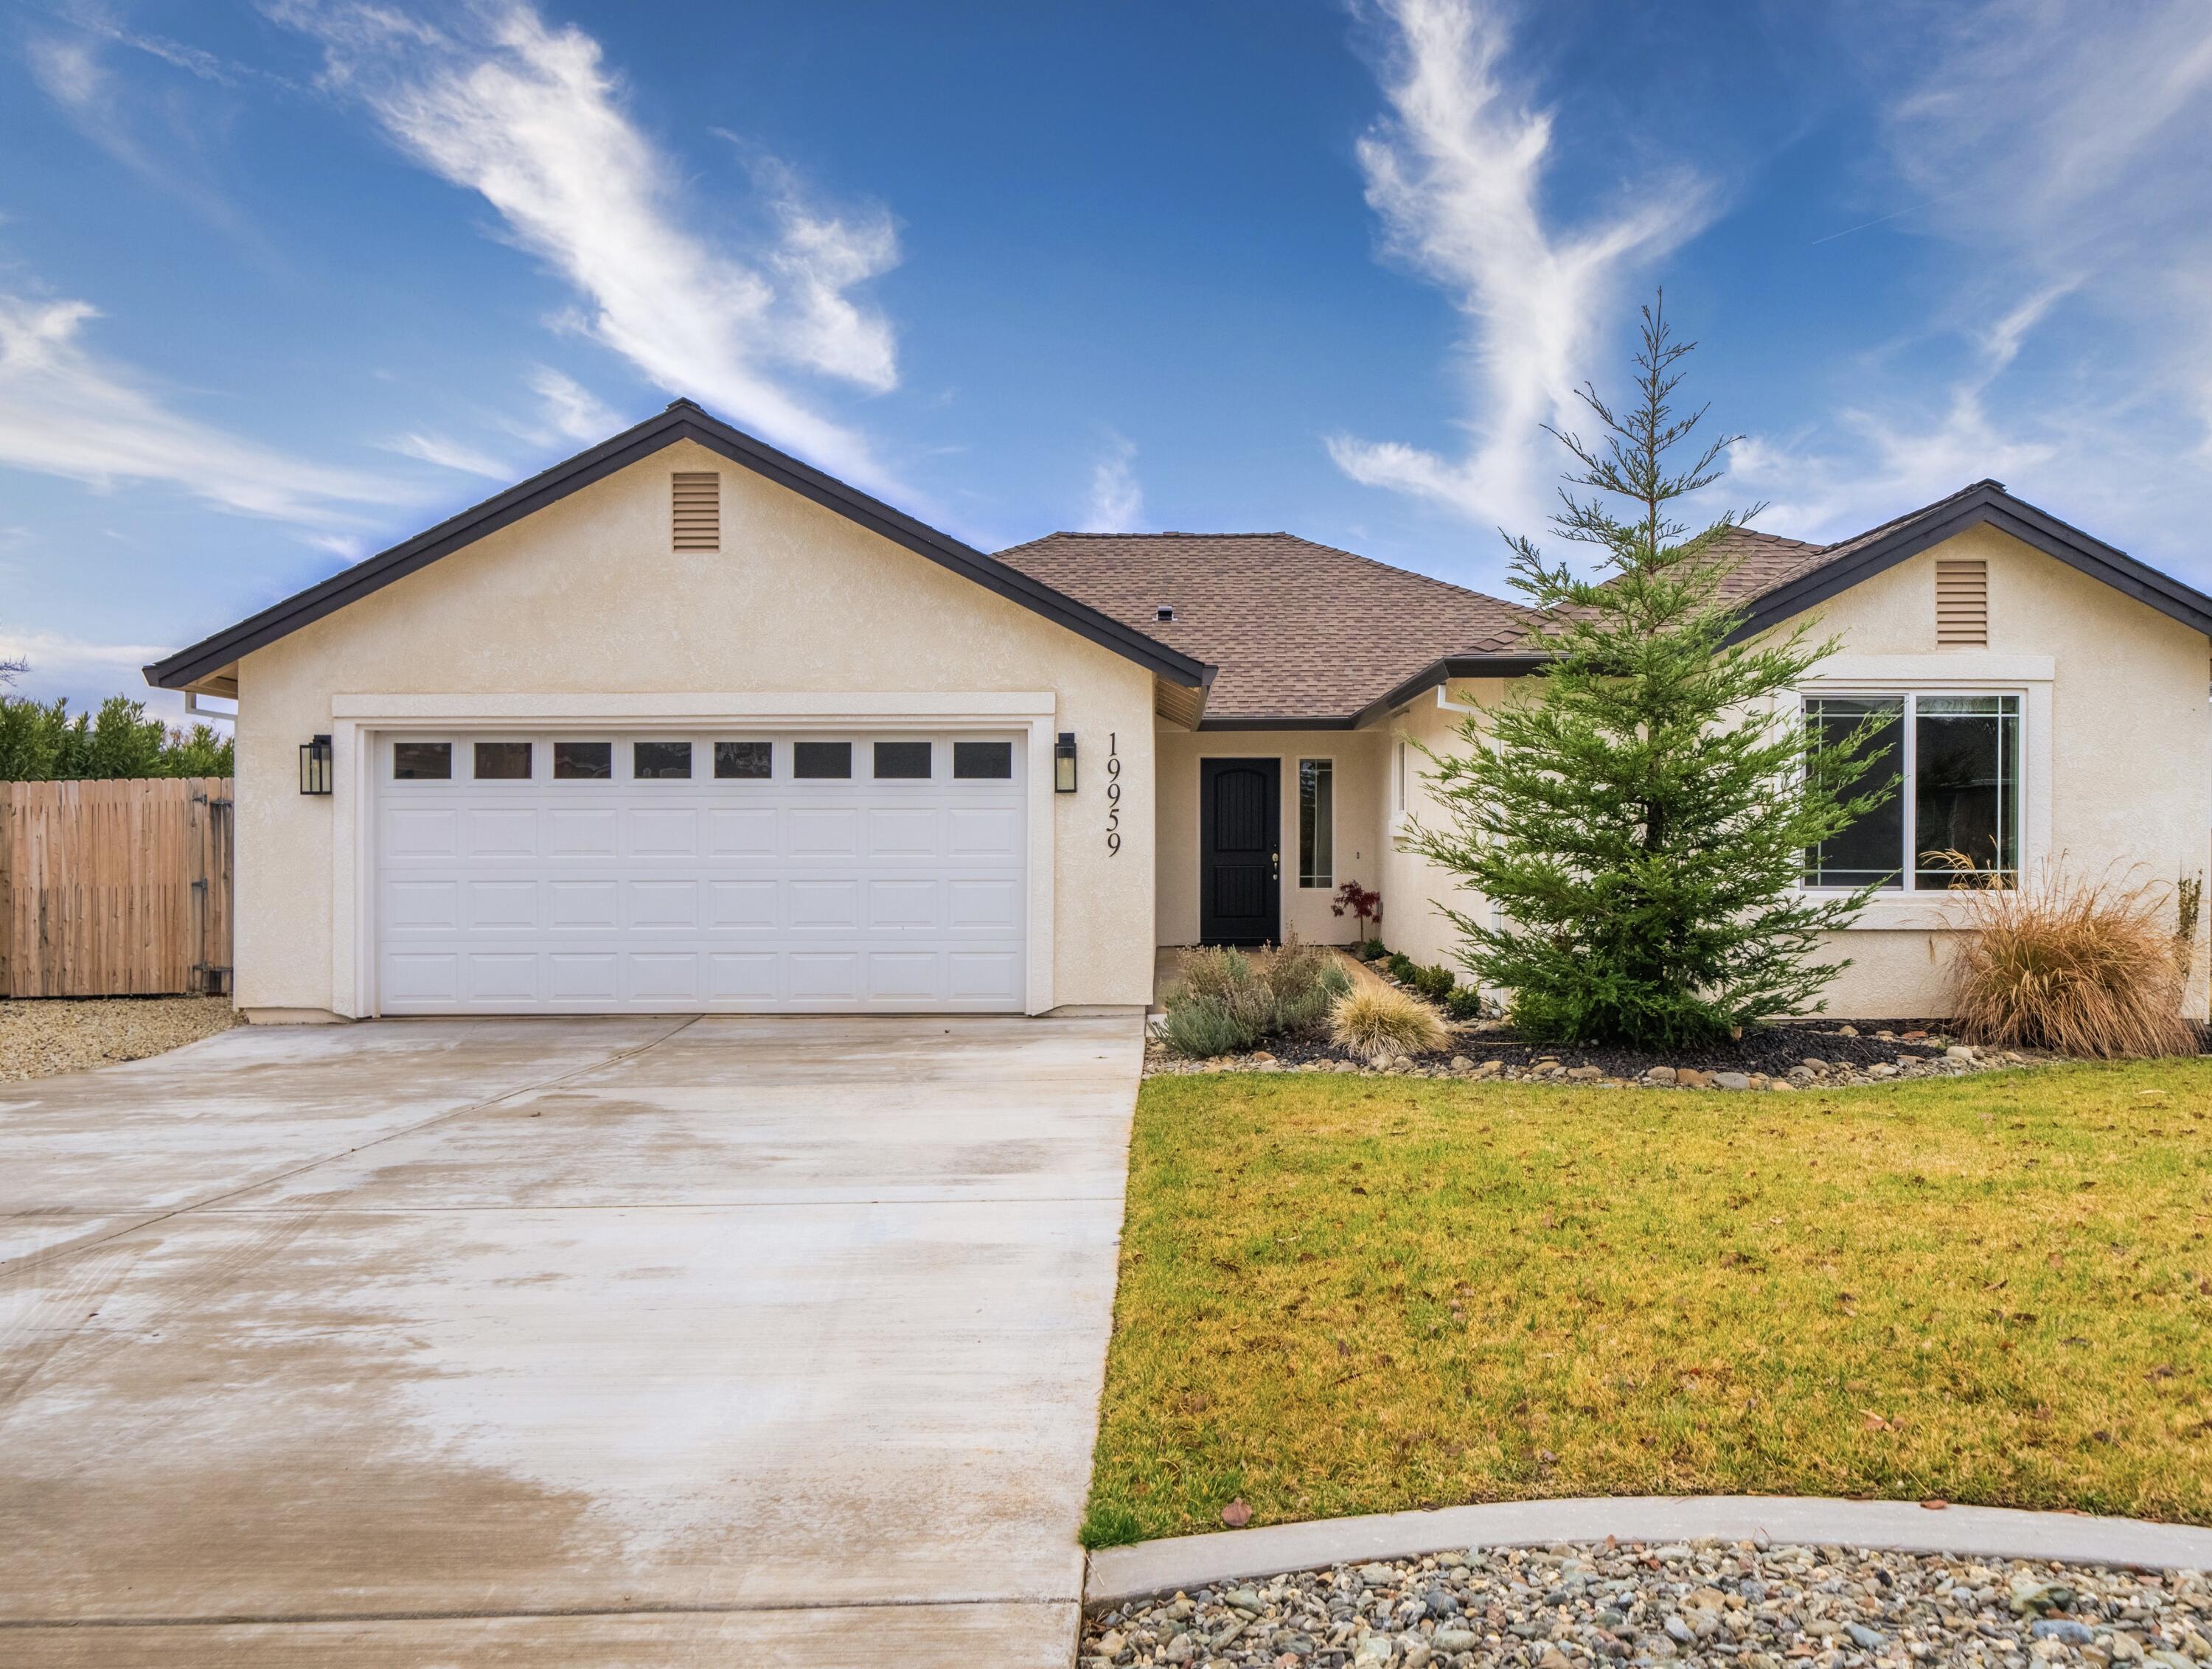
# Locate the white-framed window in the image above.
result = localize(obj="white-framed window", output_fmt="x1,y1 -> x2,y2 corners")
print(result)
1394,739 -> 1407,813
1298,758 -> 1334,888
1803,691 -> 2023,890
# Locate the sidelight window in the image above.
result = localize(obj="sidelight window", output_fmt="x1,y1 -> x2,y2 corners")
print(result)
1298,759 -> 1333,888
1804,692 -> 2020,889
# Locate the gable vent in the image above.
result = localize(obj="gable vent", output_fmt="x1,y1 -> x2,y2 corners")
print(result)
672,472 -> 720,551
1936,558 -> 1988,646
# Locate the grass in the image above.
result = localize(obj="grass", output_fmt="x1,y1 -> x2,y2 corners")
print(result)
1082,1062 -> 2212,1547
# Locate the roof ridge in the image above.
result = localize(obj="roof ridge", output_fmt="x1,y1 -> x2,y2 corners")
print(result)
1819,478 -> 2006,554
999,529 -> 1529,613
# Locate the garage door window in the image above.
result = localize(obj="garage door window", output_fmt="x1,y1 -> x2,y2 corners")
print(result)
473,741 -> 532,780
393,742 -> 451,780
793,741 -> 852,779
634,740 -> 692,779
874,740 -> 931,779
554,741 -> 613,780
954,740 -> 1012,779
715,739 -> 772,778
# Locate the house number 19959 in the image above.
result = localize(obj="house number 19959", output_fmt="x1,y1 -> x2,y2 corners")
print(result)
1105,733 -> 1122,856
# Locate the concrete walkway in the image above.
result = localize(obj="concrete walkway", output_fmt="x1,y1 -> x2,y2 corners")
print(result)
1088,1496 -> 2212,1605
0,1013 -> 1141,1666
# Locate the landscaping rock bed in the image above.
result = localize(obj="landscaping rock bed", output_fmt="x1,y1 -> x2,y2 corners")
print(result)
1145,1020 -> 2042,1090
1081,1538 -> 2212,1668
0,996 -> 237,1084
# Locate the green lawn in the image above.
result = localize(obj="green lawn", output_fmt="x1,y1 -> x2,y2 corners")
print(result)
1083,1062 -> 2212,1547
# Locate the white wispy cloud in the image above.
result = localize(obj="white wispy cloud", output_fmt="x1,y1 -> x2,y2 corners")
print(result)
24,18 -> 282,245
274,0 -> 905,492
526,366 -> 619,441
1736,1 -> 2212,548
0,624 -> 170,676
382,430 -> 513,478
1080,435 -> 1144,533
0,291 -> 400,523
1328,0 -> 1716,535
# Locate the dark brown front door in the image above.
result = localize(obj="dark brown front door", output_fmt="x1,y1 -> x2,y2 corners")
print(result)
1200,758 -> 1280,945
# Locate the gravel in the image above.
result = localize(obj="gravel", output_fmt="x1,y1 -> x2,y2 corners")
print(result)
1145,1023 -> 2037,1091
0,997 -> 238,1083
1082,1540 -> 2212,1668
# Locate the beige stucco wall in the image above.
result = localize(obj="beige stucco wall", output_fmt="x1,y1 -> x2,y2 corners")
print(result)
1373,527 -> 2211,1019
232,439 -> 1159,1017
1153,729 -> 1388,946
1375,679 -> 1504,973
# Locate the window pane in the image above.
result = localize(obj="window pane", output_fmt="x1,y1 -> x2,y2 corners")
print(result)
554,741 -> 613,780
1916,694 -> 2020,884
714,740 -> 772,779
473,741 -> 531,780
633,740 -> 692,780
793,740 -> 852,779
1298,758 -> 1334,888
953,740 -> 1012,779
874,740 -> 931,779
1804,697 -> 1905,888
392,742 -> 451,781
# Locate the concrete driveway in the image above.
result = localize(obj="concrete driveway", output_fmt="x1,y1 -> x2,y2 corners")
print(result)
0,1013 -> 1141,1666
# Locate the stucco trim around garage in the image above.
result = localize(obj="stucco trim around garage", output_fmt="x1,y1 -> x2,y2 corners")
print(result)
143,400 -> 1215,695
325,692 -> 1063,1020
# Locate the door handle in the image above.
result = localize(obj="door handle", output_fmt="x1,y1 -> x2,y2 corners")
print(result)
1271,850 -> 1280,879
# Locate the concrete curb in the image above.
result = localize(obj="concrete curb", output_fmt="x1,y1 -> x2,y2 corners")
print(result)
1085,1497 -> 2212,1606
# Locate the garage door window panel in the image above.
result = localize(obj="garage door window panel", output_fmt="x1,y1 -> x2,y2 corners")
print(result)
874,740 -> 932,779
393,742 -> 452,781
554,741 -> 613,780
634,740 -> 692,780
714,740 -> 773,779
473,741 -> 532,781
953,741 -> 1012,779
794,741 -> 853,779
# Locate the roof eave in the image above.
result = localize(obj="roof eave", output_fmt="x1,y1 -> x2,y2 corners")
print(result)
1352,652 -> 1551,728
145,403 -> 1215,691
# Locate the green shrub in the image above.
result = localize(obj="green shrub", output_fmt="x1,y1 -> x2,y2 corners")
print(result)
1157,938 -> 1354,1056
0,692 -> 233,781
1358,938 -> 1387,961
1158,990 -> 1259,1058
1410,962 -> 1456,1001
1444,985 -> 1485,1022
1385,951 -> 1418,985
1266,939 -> 1352,1035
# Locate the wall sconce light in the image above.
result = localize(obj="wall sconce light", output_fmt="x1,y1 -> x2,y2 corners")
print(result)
300,734 -> 333,795
1054,731 -> 1078,794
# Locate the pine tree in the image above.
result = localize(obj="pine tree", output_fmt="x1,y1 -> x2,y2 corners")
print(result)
1405,297 -> 1896,1048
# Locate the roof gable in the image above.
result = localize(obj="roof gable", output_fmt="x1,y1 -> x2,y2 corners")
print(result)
145,401 -> 1212,692
1725,480 -> 2212,639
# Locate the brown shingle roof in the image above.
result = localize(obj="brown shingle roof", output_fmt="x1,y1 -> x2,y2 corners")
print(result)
994,532 -> 1535,722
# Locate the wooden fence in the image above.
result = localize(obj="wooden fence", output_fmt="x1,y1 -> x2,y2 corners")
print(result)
0,777 -> 232,998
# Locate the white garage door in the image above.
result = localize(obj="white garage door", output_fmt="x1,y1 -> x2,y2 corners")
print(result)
372,731 -> 1026,1013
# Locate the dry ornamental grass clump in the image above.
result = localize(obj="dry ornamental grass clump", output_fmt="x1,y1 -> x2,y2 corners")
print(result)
1936,855 -> 2196,1058
1328,980 -> 1449,1065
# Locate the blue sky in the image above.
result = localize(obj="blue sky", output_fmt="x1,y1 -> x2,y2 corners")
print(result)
3,0 -> 2209,718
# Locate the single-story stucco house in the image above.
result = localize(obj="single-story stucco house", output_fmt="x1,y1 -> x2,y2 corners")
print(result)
145,400 -> 2212,1022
